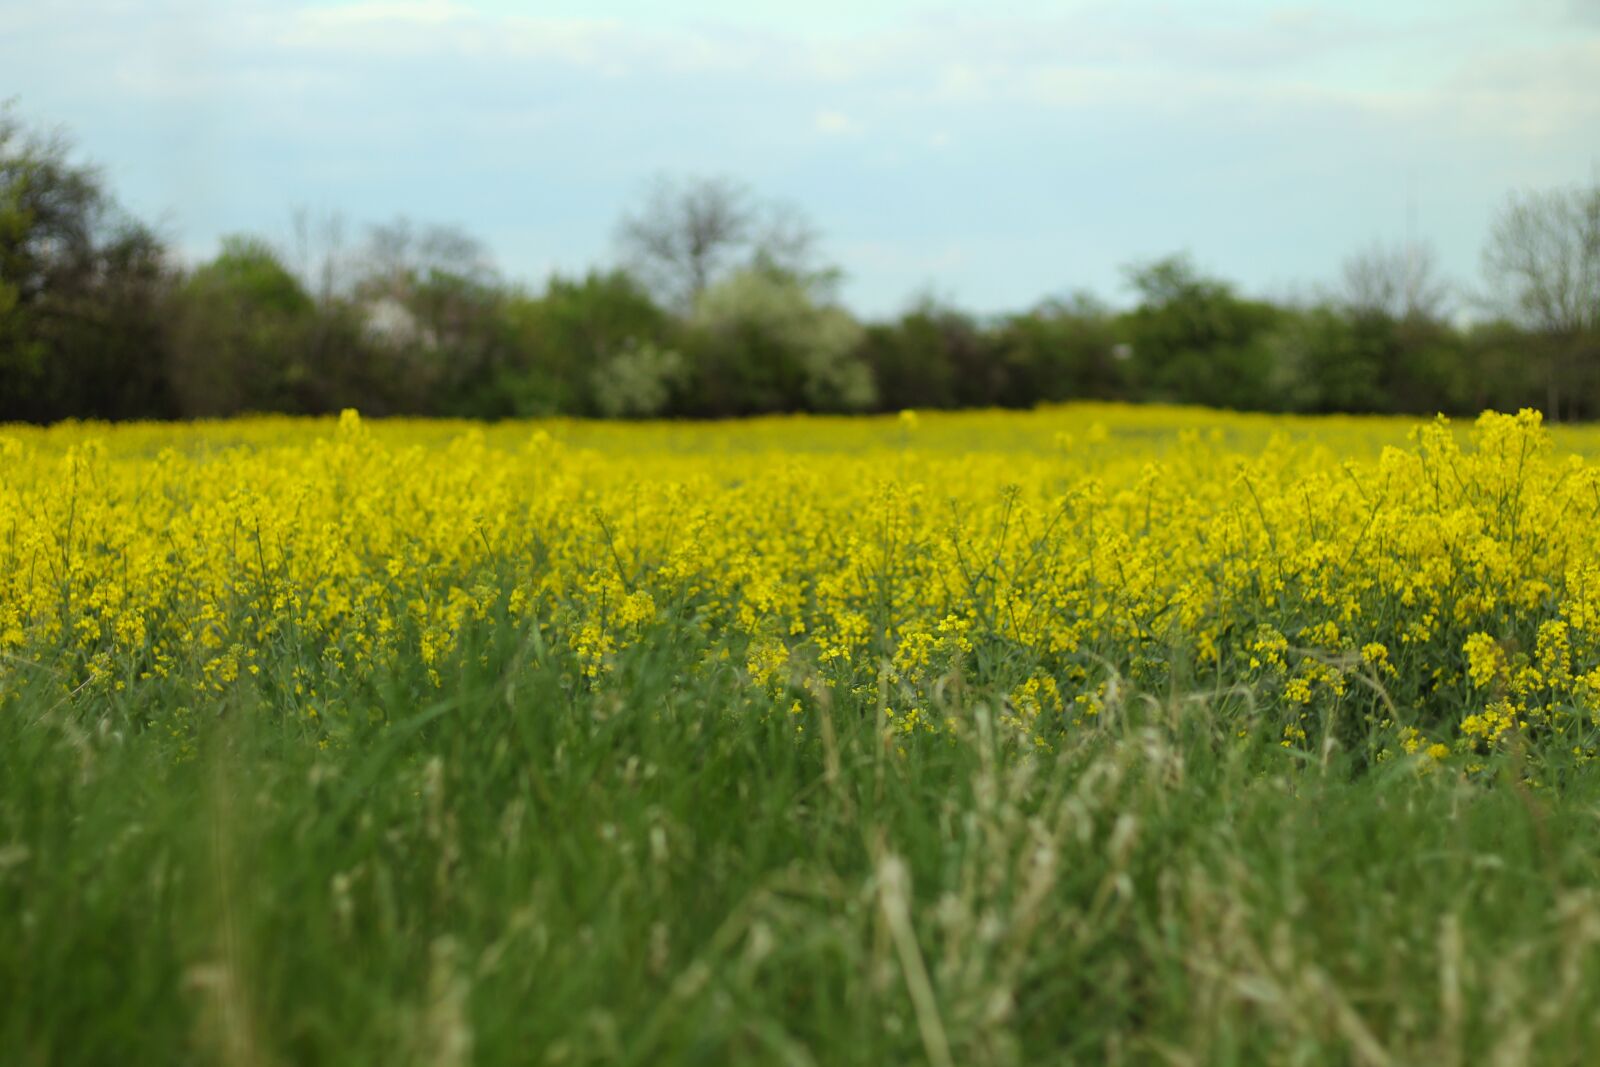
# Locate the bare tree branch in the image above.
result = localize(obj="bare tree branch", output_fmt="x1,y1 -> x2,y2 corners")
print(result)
615,175 -> 826,310
1482,184 -> 1600,337
1340,241 -> 1451,322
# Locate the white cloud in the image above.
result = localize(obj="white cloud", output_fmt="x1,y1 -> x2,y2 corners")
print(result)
814,109 -> 862,135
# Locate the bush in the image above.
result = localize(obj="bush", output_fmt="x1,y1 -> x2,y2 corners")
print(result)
592,340 -> 687,418
683,268 -> 873,416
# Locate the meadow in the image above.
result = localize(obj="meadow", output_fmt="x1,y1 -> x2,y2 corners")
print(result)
6,403 -> 1600,1064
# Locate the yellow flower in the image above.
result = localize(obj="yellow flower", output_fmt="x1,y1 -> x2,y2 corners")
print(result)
5,402 -> 1600,756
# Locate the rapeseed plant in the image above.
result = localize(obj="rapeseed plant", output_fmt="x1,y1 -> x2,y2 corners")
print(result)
3,404 -> 1600,763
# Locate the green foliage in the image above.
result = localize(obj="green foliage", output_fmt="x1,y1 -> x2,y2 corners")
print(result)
1460,318 -> 1550,413
1268,306 -> 1385,413
0,166 -> 24,328
0,107 -> 176,421
591,340 -> 687,418
994,293 -> 1125,406
858,302 -> 968,410
170,236 -> 317,415
684,267 -> 873,415
492,270 -> 671,417
1120,254 -> 1280,409
401,268 -> 508,413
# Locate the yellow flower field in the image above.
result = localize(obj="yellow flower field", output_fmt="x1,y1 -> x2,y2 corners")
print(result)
5,403 -> 1600,759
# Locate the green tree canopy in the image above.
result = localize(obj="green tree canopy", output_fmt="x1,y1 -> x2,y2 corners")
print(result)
1,107 -> 175,421
1120,254 -> 1279,409
169,236 -> 316,415
685,267 -> 872,416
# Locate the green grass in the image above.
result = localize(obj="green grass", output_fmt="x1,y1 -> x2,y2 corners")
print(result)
6,615 -> 1600,1066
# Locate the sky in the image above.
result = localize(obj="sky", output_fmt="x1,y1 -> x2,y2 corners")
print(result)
3,0 -> 1597,317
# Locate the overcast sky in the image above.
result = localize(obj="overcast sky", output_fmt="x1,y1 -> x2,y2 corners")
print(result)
4,0 -> 1597,316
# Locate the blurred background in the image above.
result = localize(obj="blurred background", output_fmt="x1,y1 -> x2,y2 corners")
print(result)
1,0 -> 1596,423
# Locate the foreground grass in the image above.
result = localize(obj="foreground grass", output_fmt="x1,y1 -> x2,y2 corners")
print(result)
7,620 -> 1600,1066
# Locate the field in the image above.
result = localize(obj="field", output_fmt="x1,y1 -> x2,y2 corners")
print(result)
7,403 -> 1600,1064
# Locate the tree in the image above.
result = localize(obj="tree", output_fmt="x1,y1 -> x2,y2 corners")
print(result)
1264,304 -> 1463,415
358,217 -> 495,296
346,218 -> 505,414
1340,241 -> 1451,323
1266,306 -> 1373,413
491,270 -> 672,417
0,106 -> 177,422
683,267 -> 870,416
858,295 -> 1013,412
289,206 -> 351,303
995,293 -> 1124,406
1306,242 -> 1463,415
1119,255 -> 1279,409
1481,183 -> 1600,418
615,175 -> 824,310
2,107 -> 103,419
281,207 -> 391,414
169,236 -> 316,415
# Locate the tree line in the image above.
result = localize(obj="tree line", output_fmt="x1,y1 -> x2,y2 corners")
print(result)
3,105 -> 1598,425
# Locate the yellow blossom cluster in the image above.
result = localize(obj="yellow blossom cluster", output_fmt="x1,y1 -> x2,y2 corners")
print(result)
5,404 -> 1600,757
